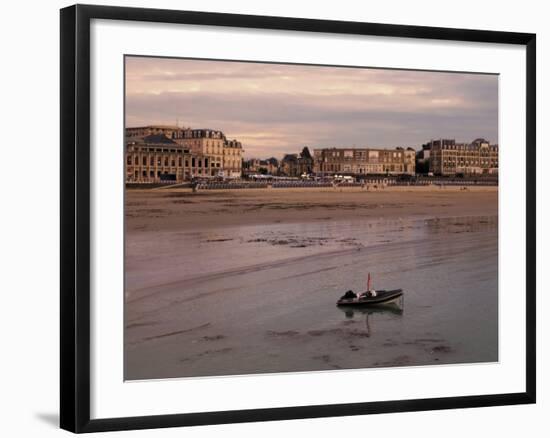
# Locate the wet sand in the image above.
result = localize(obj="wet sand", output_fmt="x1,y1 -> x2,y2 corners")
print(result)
125,187 -> 498,380
126,186 -> 498,232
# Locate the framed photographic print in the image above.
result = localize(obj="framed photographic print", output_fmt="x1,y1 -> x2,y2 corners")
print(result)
60,4 -> 536,433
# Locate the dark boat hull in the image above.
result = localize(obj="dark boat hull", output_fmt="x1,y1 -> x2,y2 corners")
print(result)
336,289 -> 403,306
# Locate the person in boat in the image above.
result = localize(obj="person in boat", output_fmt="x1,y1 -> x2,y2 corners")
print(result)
360,289 -> 377,298
342,290 -> 357,299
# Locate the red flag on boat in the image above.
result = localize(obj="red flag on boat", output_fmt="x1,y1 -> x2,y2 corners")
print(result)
367,272 -> 371,291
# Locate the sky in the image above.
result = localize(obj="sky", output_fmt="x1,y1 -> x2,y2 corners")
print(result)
125,56 -> 498,159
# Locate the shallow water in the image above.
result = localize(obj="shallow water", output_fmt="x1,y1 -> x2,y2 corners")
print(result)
125,215 -> 498,380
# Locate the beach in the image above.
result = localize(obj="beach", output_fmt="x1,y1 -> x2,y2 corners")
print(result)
125,186 -> 498,231
125,186 -> 498,380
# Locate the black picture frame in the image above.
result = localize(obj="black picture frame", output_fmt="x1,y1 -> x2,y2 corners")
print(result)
60,4 -> 536,433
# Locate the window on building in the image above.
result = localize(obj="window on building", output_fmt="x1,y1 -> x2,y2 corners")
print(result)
143,156 -> 147,166
134,156 -> 139,165
127,155 -> 131,165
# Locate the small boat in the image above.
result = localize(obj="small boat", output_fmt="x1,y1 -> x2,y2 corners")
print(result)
336,289 -> 403,306
336,272 -> 403,307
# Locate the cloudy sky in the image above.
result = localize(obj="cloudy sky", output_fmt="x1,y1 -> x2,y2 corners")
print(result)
125,56 -> 498,158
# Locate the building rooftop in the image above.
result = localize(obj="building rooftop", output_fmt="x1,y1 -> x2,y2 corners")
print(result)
282,154 -> 298,162
142,134 -> 177,144
224,139 -> 242,148
127,125 -> 181,130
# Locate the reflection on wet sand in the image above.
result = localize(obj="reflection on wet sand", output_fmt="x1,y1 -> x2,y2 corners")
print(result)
339,301 -> 404,337
125,214 -> 497,380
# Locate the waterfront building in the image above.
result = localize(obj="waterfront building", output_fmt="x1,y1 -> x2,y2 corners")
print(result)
175,128 -> 243,178
242,158 -> 261,174
243,157 -> 279,175
263,157 -> 279,175
125,134 -> 210,183
415,143 -> 432,174
428,138 -> 498,176
280,154 -> 299,176
125,125 -> 244,179
223,139 -> 243,178
281,147 -> 314,177
174,128 -> 225,176
313,147 -> 415,176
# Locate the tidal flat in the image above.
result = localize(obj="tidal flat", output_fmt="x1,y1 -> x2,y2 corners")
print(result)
124,187 -> 498,380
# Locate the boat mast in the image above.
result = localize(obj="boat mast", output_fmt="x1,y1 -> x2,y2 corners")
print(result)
367,272 -> 371,291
